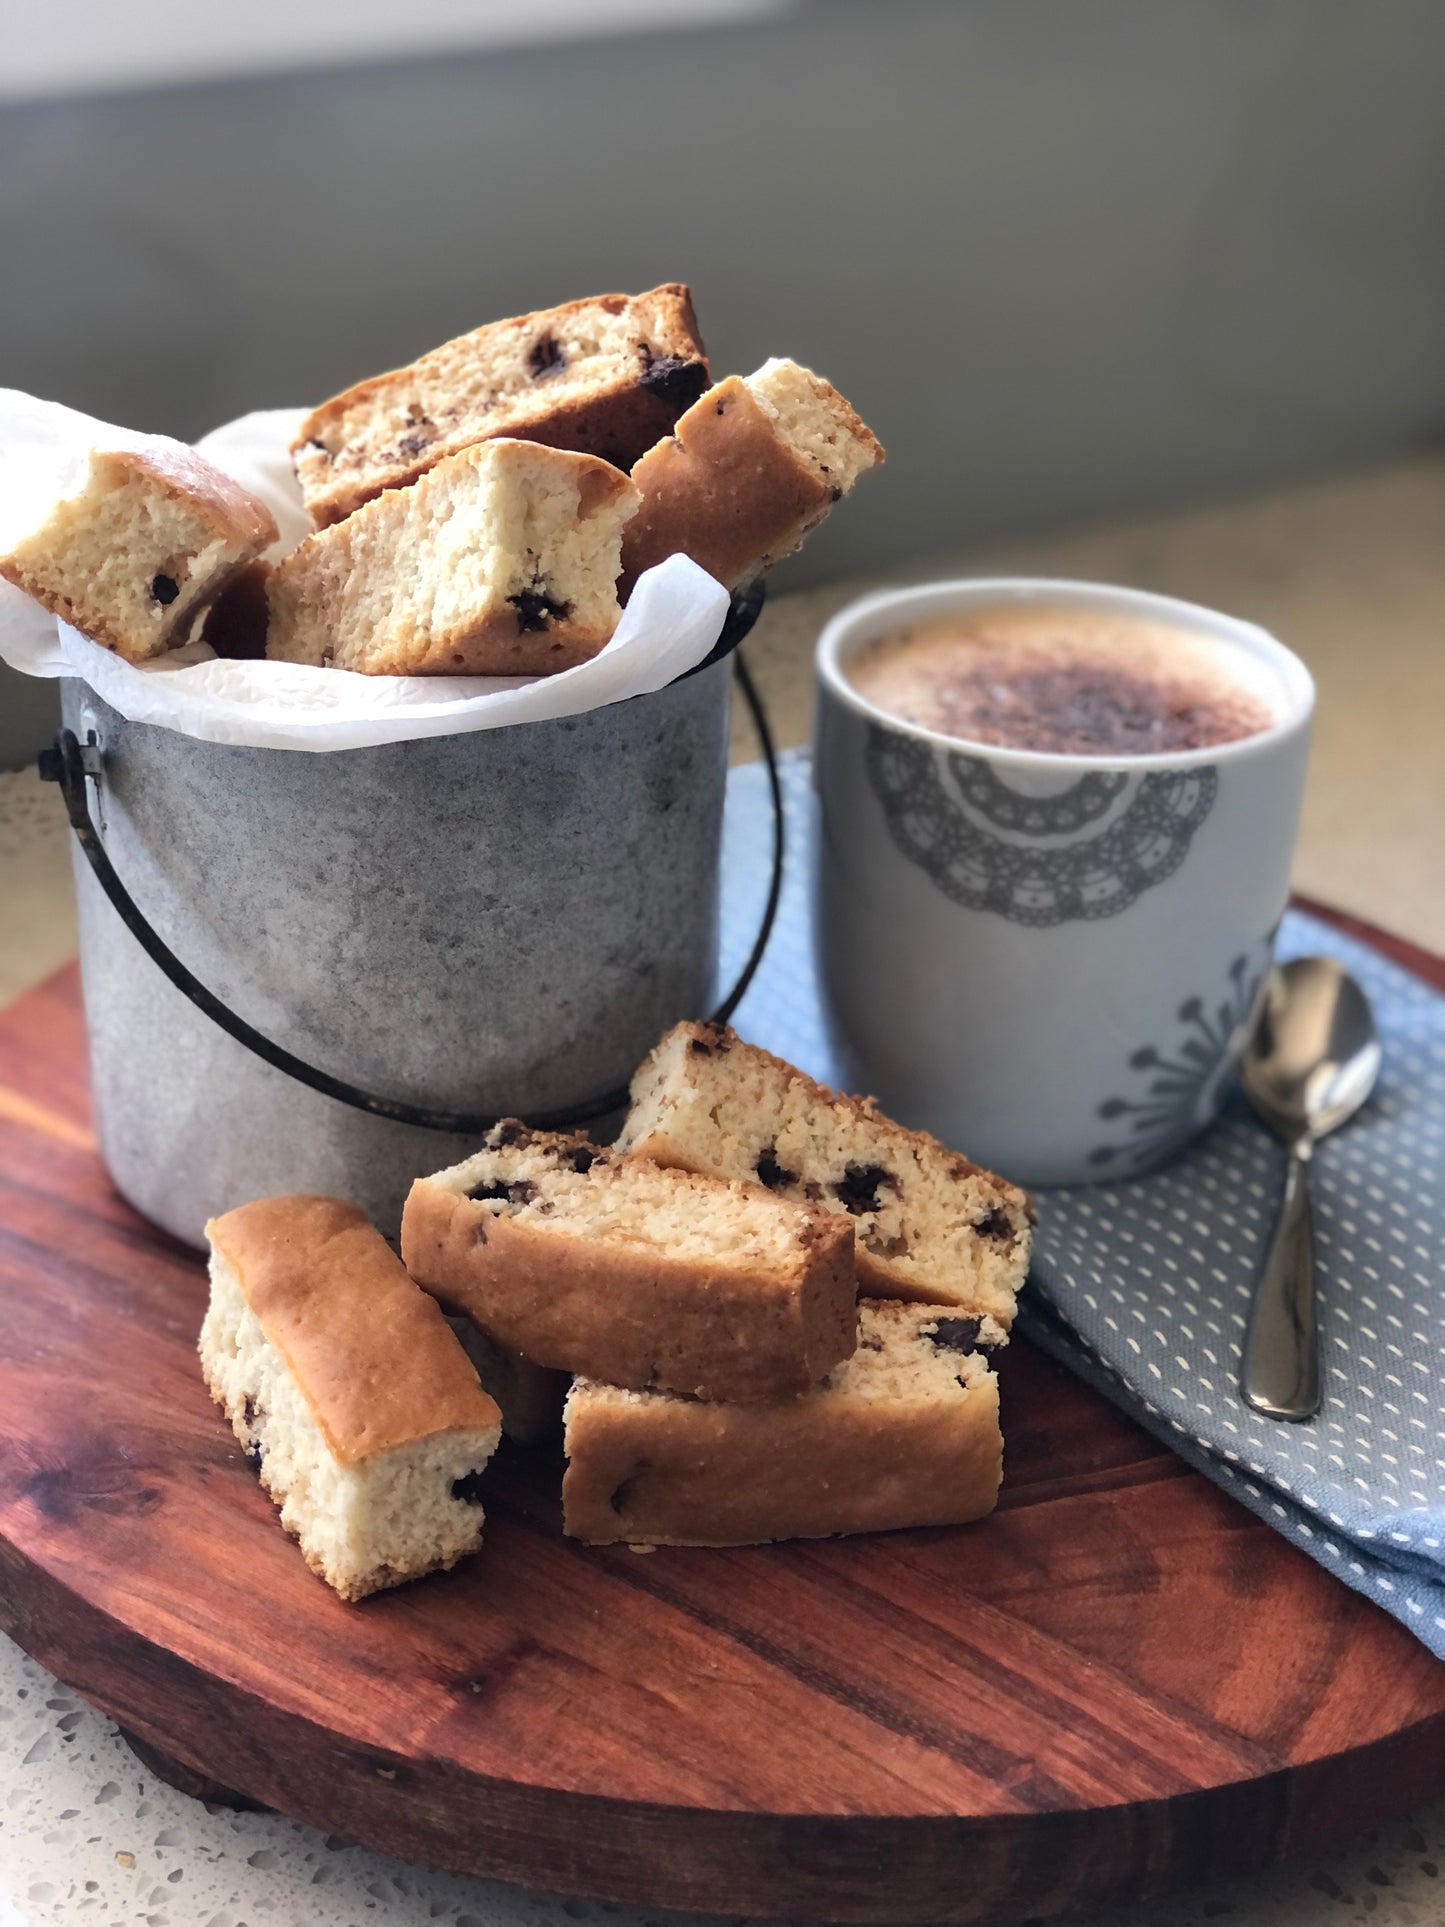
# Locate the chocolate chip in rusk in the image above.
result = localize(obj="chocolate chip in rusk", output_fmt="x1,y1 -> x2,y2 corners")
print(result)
636,353 -> 709,411
926,1315 -> 983,1355
528,333 -> 566,378
687,1022 -> 731,1057
754,1148 -> 798,1191
569,1145 -> 601,1174
833,1162 -> 897,1215
974,1207 -> 1014,1243
151,573 -> 180,606
467,1178 -> 538,1208
508,587 -> 573,632
608,1471 -> 645,1517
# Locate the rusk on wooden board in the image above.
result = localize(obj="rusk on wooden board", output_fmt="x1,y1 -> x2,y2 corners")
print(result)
200,1195 -> 501,1601
265,438 -> 638,677
619,358 -> 882,598
292,284 -> 708,526
619,1020 -> 1031,1321
400,1120 -> 858,1403
562,1298 -> 1006,1547
0,442 -> 277,664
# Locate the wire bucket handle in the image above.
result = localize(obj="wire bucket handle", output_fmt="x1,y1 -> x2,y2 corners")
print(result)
39,587 -> 784,1135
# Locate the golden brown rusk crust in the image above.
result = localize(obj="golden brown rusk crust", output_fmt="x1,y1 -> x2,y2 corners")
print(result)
292,284 -> 708,526
0,444 -> 277,664
619,1020 -> 1032,1322
400,1121 -> 859,1404
562,1298 -> 1005,1547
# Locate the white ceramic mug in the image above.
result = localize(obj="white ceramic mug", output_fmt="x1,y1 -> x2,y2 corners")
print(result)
813,578 -> 1315,1186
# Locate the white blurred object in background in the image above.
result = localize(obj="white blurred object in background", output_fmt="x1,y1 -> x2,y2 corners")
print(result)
0,0 -> 787,100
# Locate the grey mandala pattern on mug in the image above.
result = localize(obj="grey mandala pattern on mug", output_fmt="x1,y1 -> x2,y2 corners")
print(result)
1087,948 -> 1269,1170
948,757 -> 1127,834
866,726 -> 1218,927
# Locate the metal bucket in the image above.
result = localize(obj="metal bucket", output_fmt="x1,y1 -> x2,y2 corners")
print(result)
57,643 -> 753,1249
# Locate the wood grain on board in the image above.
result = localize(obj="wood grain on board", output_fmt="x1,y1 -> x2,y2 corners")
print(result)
1,916 -> 1443,1924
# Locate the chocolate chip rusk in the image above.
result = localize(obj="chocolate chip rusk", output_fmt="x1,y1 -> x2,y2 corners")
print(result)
266,439 -> 638,676
618,1022 -> 1032,1323
618,358 -> 883,598
400,1122 -> 857,1404
563,1299 -> 1005,1547
0,442 -> 277,664
200,1196 -> 502,1602
291,284 -> 709,526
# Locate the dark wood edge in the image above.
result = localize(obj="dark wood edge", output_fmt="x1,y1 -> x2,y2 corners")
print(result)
5,1532 -> 1445,1925
1290,893 -> 1445,990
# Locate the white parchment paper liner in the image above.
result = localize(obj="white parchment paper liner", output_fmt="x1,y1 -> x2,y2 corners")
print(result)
0,396 -> 730,752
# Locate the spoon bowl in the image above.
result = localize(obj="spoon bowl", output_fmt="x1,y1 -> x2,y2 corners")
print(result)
1241,960 -> 1382,1147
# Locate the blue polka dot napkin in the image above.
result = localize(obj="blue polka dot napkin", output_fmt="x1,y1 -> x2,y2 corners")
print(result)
720,750 -> 1445,1654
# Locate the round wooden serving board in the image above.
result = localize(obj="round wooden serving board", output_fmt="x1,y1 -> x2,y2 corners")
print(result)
2,905 -> 1444,1925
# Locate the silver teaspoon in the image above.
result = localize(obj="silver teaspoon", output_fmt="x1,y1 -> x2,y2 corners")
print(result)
1238,957 -> 1381,1422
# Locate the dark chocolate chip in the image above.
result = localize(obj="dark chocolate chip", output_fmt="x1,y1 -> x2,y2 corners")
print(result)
974,1207 -> 1014,1242
637,354 -> 709,411
450,1470 -> 488,1505
151,574 -> 180,606
754,1148 -> 797,1191
833,1162 -> 897,1216
529,333 -> 566,378
928,1316 -> 983,1354
608,1473 -> 643,1516
569,1145 -> 599,1173
829,486 -> 844,504
242,1396 -> 259,1427
490,1120 -> 528,1148
244,1442 -> 264,1471
397,432 -> 433,460
508,588 -> 573,632
468,1178 -> 537,1207
687,1022 -> 730,1057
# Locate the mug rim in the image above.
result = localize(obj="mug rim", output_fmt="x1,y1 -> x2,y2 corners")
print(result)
815,576 -> 1316,772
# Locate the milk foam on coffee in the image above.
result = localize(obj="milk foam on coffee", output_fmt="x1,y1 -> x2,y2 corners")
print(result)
847,602 -> 1282,756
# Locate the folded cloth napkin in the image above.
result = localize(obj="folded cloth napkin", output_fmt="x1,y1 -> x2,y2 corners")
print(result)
719,748 -> 1445,1654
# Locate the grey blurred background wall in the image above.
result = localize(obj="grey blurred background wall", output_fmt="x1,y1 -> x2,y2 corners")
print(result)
3,0 -> 1444,766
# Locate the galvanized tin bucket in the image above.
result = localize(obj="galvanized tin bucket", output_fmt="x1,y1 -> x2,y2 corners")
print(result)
49,605 -> 778,1248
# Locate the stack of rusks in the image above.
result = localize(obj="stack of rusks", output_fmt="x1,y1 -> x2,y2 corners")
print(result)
0,283 -> 883,672
201,1025 -> 1033,1600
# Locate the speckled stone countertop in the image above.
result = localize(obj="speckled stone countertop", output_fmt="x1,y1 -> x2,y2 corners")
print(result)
4,457 -> 1445,1925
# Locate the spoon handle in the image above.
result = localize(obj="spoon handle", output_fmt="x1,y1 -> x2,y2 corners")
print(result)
1240,1149 -> 1320,1421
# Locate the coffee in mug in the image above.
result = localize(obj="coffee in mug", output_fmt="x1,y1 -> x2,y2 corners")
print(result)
846,603 -> 1282,758
813,579 -> 1314,1186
